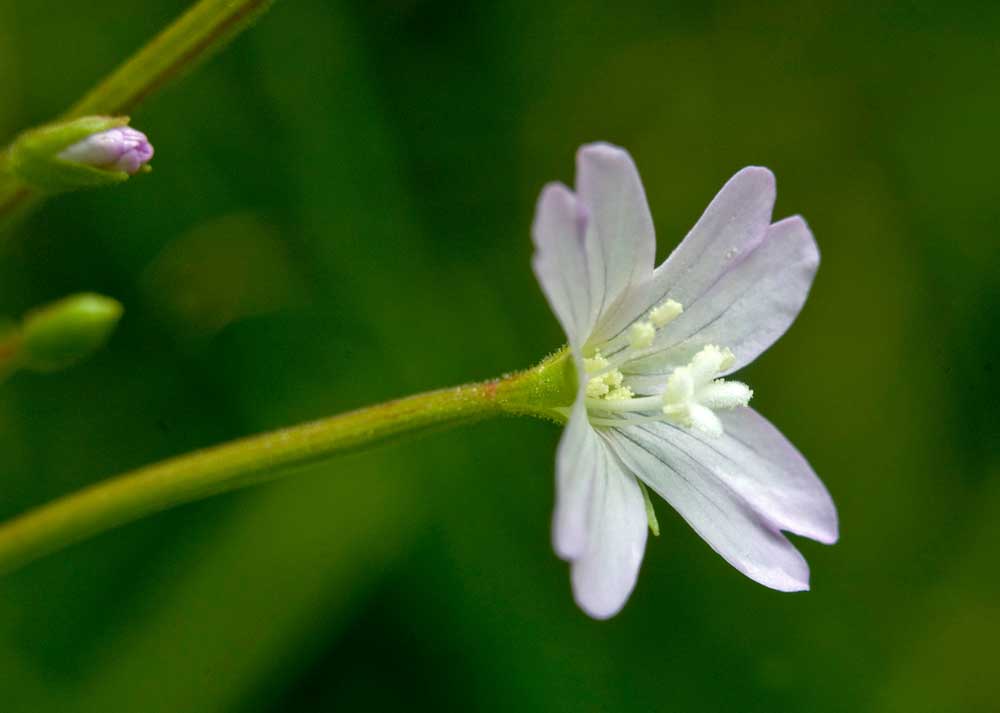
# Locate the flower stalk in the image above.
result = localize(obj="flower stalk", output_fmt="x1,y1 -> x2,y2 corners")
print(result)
0,349 -> 575,576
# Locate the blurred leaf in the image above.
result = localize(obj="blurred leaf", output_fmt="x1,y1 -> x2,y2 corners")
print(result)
142,212 -> 299,342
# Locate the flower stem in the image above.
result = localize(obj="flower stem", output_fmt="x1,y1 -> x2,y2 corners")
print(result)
66,0 -> 275,118
0,0 -> 275,232
0,349 -> 575,576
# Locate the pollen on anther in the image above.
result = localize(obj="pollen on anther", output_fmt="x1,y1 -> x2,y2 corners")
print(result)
649,299 -> 683,328
586,379 -> 610,398
629,321 -> 656,349
584,352 -> 610,374
606,386 -> 634,401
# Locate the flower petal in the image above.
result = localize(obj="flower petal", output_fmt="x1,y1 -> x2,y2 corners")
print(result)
653,166 -> 776,305
605,423 -> 812,592
636,410 -> 837,544
595,166 -> 776,346
717,408 -> 838,543
552,400 -> 604,559
531,183 -> 594,347
624,215 -> 819,390
570,439 -> 648,619
575,143 -> 657,345
552,404 -> 649,618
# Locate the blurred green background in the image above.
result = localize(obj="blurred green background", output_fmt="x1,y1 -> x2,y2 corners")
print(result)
2,0 -> 999,711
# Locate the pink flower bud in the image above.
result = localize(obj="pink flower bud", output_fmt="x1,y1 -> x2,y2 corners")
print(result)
57,127 -> 154,175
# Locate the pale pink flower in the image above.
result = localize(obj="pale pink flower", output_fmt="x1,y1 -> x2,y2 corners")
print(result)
532,143 -> 838,619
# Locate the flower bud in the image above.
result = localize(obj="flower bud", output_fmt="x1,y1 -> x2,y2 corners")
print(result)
19,293 -> 124,372
6,116 -> 153,193
58,126 -> 154,175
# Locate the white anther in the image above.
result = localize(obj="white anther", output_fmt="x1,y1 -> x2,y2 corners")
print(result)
584,352 -> 610,374
649,299 -> 683,328
606,386 -> 634,401
629,320 -> 656,349
586,378 -> 610,398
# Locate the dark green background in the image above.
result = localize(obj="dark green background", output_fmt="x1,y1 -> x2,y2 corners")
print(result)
2,1 -> 998,711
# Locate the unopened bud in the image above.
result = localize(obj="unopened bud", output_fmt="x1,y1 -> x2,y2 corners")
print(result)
6,116 -> 153,193
20,293 -> 123,372
58,126 -> 153,175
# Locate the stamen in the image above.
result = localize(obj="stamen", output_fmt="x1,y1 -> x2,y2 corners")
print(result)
605,386 -> 634,401
583,352 -> 610,374
649,299 -> 683,328
585,378 -> 610,399
587,394 -> 663,413
597,297 -> 686,355
586,359 -> 627,398
628,320 -> 656,349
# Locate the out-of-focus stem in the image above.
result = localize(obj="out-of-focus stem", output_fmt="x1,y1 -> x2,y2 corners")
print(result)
66,0 -> 275,117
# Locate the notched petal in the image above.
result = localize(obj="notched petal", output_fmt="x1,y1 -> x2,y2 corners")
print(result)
569,449 -> 649,619
574,142 -> 657,344
605,424 -> 813,592
531,182 -> 593,347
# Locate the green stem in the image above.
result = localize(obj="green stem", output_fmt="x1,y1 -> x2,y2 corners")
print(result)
0,0 -> 275,232
0,349 -> 575,576
66,0 -> 275,117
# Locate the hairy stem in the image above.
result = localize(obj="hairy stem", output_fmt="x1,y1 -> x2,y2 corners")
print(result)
0,349 -> 575,576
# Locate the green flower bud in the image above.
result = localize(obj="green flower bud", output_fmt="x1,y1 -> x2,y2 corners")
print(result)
5,116 -> 153,193
20,293 -> 124,372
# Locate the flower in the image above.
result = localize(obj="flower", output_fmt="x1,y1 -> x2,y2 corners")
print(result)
57,126 -> 154,175
531,143 -> 838,619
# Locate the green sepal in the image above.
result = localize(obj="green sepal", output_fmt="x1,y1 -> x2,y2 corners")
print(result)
493,347 -> 578,422
20,293 -> 124,372
637,480 -> 660,537
5,116 -> 132,193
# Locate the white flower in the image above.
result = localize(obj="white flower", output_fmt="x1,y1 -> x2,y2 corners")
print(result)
531,143 -> 838,619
